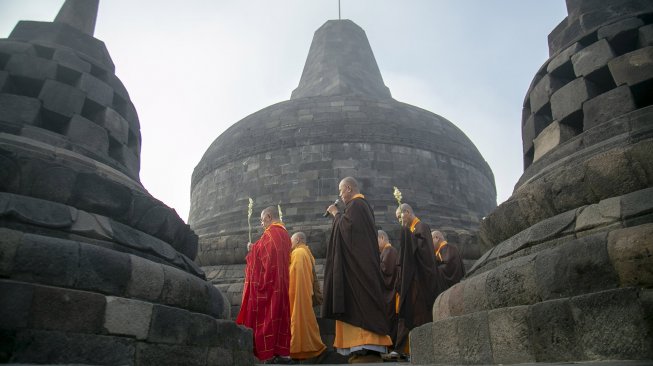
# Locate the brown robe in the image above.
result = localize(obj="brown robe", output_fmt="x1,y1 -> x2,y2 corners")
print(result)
380,244 -> 399,345
395,220 -> 442,352
436,242 -> 466,289
322,196 -> 389,337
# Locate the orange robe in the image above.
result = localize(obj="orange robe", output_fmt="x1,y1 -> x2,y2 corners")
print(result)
236,223 -> 292,361
289,244 -> 326,359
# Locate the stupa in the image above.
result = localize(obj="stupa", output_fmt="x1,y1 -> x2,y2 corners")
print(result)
412,0 -> 653,363
0,1 -> 254,364
190,19 -> 497,317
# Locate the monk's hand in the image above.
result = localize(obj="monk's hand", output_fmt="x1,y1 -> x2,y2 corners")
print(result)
247,242 -> 253,251
327,204 -> 339,217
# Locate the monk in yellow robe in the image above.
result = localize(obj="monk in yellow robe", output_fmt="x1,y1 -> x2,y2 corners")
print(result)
289,232 -> 327,361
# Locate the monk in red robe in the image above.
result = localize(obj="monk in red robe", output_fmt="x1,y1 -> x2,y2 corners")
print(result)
237,206 -> 292,363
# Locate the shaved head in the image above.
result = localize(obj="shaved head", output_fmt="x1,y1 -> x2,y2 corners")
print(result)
291,231 -> 307,246
340,176 -> 359,192
261,206 -> 279,220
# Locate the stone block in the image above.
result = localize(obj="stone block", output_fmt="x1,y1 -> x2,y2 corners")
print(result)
187,275 -> 210,313
575,196 -> 621,232
0,40 -> 35,56
486,254 -> 539,309
597,16 -> 644,43
547,42 -> 583,73
447,282 -> 465,317
550,77 -> 599,123
52,48 -> 92,74
127,254 -> 164,301
535,233 -> 618,301
456,311 -> 492,364
4,53 -> 57,81
462,270 -> 490,314
571,39 -> 615,77
76,243 -> 130,295
188,313 -> 218,346
104,296 -> 152,340
0,279 -> 33,329
533,121 -> 577,162
0,228 -> 22,276
529,298 -> 581,361
639,24 -> 653,47
426,318 -> 459,364
207,347 -> 235,366
147,304 -> 191,345
38,79 -> 85,118
607,223 -> 653,288
79,73 -> 113,106
11,329 -> 135,365
30,285 -> 106,333
12,234 -> 79,288
582,85 -> 636,130
70,172 -> 132,218
586,147 -> 647,201
432,287 -> 451,321
95,107 -> 129,144
409,322 -> 434,364
161,264 -> 190,309
570,287 -> 652,359
529,74 -> 565,113
522,113 -> 550,154
488,305 -> 535,364
0,93 -> 41,125
136,343 -> 207,366
70,210 -> 113,240
28,165 -> 77,203
609,46 -> 653,86
66,114 -> 109,155
0,70 -> 7,91
620,187 -> 653,220
215,319 -> 254,350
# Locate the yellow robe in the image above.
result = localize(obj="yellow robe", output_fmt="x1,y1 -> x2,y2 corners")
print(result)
289,244 -> 326,359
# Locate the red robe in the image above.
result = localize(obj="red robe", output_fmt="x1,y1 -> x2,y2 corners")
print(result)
236,223 -> 292,361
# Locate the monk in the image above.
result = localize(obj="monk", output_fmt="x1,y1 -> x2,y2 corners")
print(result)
432,230 -> 466,289
377,230 -> 399,347
289,231 -> 327,361
395,203 -> 441,358
236,206 -> 292,364
324,177 -> 392,363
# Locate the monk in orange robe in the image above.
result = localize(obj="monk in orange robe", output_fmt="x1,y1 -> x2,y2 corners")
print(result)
236,206 -> 292,363
289,232 -> 326,361
432,230 -> 466,289
324,177 -> 392,363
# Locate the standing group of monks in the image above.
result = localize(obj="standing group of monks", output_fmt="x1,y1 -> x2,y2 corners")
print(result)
235,177 -> 466,364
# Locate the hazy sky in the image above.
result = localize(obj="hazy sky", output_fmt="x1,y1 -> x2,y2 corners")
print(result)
1,0 -> 568,222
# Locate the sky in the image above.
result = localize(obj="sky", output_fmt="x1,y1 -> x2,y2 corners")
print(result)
0,0 -> 568,223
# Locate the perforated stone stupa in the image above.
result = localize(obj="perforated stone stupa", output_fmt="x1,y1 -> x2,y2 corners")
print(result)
0,1 -> 254,364
412,0 -> 653,364
190,19 -> 497,317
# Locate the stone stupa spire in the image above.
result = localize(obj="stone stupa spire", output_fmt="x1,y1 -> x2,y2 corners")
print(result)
291,19 -> 392,100
54,0 -> 99,36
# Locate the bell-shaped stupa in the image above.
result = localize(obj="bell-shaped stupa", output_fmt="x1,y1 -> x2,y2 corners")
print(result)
0,1 -> 254,364
191,19 -> 497,316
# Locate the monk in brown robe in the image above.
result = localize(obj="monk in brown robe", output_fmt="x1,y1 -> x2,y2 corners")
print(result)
432,230 -> 466,289
289,231 -> 326,361
324,177 -> 392,363
395,203 -> 442,357
378,230 -> 399,347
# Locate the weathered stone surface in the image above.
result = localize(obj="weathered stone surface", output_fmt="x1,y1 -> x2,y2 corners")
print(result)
522,113 -> 551,154
456,311 -> 492,364
0,192 -> 74,228
409,322 -> 435,364
575,196 -> 621,232
586,147 -> 648,200
571,39 -> 615,77
136,343 -> 207,366
550,77 -> 599,123
161,264 -> 190,308
66,114 -> 109,154
640,24 -> 653,47
104,296 -> 152,340
188,313 -> 218,346
94,107 -> 128,144
70,172 -> 132,217
29,165 -> 77,204
126,254 -> 164,302
582,86 -> 636,130
52,48 -> 92,74
0,279 -> 33,329
147,304 -> 190,344
486,254 -> 539,308
38,79 -> 85,118
79,73 -> 113,106
547,42 -> 583,73
76,243 -> 130,295
0,94 -> 40,125
535,233 -> 618,301
208,283 -> 228,319
529,74 -> 565,113
432,286 -> 451,321
5,53 -> 57,81
620,186 -> 653,220
529,298 -> 581,361
425,318 -> 459,365
30,285 -> 106,333
462,270 -> 490,315
488,305 -> 535,364
70,209 -> 113,240
597,16 -> 644,44
570,287 -> 653,359
207,347 -> 235,366
12,234 -> 79,287
533,121 -> 577,161
0,228 -> 22,276
607,223 -> 653,287
11,329 -> 135,365
608,46 -> 653,86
